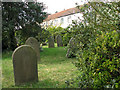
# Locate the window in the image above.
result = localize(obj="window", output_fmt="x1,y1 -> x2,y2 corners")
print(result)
67,16 -> 71,23
50,21 -> 53,26
61,18 -> 64,24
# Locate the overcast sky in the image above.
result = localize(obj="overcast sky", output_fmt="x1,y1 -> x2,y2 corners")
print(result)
37,0 -> 86,14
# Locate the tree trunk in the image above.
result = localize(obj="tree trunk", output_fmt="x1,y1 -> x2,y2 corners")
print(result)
10,30 -> 17,51
117,2 -> 120,31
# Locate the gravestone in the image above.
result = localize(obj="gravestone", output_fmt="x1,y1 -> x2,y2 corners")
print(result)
25,37 -> 40,62
66,37 -> 77,58
39,43 -> 43,52
56,35 -> 63,47
48,36 -> 54,48
12,45 -> 38,85
40,46 -> 43,52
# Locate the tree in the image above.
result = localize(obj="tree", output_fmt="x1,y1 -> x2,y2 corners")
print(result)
46,26 -> 63,42
2,1 -> 47,51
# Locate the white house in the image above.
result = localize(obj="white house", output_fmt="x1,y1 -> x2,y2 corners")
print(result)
41,7 -> 83,28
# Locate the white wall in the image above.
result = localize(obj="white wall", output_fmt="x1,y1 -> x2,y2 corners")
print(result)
41,13 -> 83,28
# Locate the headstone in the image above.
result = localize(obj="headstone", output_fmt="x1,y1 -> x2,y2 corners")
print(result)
25,37 -> 40,62
12,45 -> 38,85
48,36 -> 54,48
40,46 -> 43,52
56,35 -> 63,47
39,43 -> 43,52
66,37 -> 77,58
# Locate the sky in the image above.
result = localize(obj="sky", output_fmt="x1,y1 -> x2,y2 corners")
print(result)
37,0 -> 86,14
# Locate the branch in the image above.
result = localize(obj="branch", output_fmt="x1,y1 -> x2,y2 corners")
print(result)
90,2 -> 116,21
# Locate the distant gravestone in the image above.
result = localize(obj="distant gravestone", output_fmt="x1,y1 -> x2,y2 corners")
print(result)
48,36 -> 54,48
12,45 -> 38,85
66,37 -> 77,58
56,35 -> 63,47
25,37 -> 40,62
39,43 -> 43,52
40,46 -> 43,52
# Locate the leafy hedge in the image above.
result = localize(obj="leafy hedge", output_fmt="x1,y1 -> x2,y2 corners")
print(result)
65,2 -> 120,88
66,30 -> 120,88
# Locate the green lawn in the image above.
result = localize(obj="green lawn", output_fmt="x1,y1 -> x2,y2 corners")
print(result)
2,46 -> 79,88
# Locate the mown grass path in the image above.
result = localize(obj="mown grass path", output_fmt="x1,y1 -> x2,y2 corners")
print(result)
2,47 -> 79,88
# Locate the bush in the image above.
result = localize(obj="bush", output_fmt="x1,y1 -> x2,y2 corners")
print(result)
65,21 -> 96,58
46,26 -> 63,41
66,30 -> 120,88
65,2 -> 120,88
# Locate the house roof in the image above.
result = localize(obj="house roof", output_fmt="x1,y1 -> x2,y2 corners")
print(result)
44,7 -> 81,21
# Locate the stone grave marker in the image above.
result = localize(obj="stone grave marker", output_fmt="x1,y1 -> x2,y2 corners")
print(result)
66,37 -> 77,58
56,35 -> 63,47
48,36 -> 54,48
25,37 -> 40,62
12,45 -> 38,85
40,46 -> 43,52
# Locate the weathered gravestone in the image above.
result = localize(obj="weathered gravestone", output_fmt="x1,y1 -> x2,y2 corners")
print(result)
48,36 -> 54,48
40,46 -> 43,52
25,37 -> 40,62
12,45 -> 38,85
66,37 -> 78,58
39,43 -> 43,52
56,35 -> 63,47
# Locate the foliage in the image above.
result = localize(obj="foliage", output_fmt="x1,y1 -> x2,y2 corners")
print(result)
59,27 -> 71,46
59,20 -> 81,46
46,26 -> 63,42
16,26 -> 49,45
36,28 -> 49,45
69,30 -> 120,88
65,2 -> 120,88
2,1 -> 47,51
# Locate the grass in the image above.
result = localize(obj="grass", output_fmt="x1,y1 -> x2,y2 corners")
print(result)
42,43 -> 57,48
2,46 -> 79,88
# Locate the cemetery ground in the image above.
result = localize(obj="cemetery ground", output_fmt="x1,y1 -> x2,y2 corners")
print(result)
2,44 -> 79,88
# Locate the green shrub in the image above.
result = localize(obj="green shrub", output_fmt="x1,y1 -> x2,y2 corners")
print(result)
47,26 -> 63,41
91,30 -> 120,88
66,30 -> 120,88
60,27 -> 73,46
